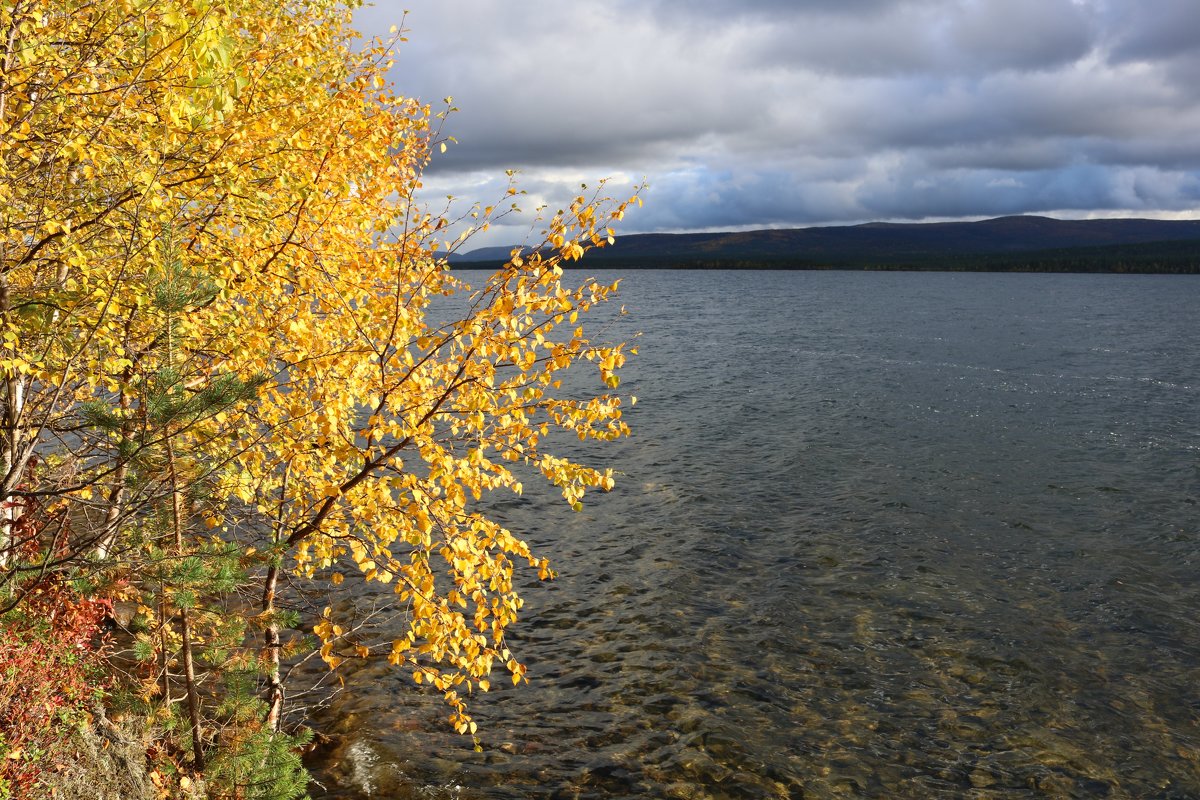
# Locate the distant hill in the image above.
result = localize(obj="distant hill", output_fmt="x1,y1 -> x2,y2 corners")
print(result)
451,216 -> 1200,273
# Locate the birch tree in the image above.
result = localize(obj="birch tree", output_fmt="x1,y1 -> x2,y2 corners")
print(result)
1,0 -> 638,774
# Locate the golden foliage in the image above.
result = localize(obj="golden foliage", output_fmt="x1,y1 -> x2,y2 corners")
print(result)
1,0 -> 637,734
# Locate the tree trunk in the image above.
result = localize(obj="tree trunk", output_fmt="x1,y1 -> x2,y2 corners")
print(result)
262,460 -> 291,732
0,274 -> 24,571
168,439 -> 205,770
262,561 -> 284,732
95,346 -> 136,560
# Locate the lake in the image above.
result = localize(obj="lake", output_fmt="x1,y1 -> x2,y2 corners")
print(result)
308,270 -> 1200,799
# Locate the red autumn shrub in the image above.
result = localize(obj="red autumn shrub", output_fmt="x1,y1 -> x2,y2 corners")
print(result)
0,578 -> 109,799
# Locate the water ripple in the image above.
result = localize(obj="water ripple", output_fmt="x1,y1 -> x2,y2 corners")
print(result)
309,271 -> 1200,799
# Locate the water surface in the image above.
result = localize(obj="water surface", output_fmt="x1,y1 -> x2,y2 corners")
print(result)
309,270 -> 1200,799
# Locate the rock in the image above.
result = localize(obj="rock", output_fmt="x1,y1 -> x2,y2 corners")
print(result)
970,769 -> 997,788
1033,772 -> 1076,795
109,601 -> 139,629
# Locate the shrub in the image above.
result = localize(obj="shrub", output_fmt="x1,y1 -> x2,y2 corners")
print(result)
0,579 -> 108,799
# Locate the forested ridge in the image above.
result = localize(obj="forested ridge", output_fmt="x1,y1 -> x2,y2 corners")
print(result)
456,216 -> 1200,273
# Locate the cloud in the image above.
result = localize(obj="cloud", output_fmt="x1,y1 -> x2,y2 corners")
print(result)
356,1 -> 1200,247
737,0 -> 1095,78
1102,0 -> 1200,63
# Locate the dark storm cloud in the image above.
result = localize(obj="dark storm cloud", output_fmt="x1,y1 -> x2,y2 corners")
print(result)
738,0 -> 1095,78
1103,0 -> 1200,62
357,0 -> 1200,246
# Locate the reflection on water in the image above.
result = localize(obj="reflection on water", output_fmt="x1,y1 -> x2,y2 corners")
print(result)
308,271 -> 1200,799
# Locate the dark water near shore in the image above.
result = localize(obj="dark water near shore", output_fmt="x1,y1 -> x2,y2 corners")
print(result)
309,270 -> 1200,799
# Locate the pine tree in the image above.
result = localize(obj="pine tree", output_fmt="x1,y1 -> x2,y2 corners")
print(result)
205,668 -> 312,800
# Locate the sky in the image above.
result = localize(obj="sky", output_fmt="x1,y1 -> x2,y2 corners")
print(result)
353,0 -> 1200,250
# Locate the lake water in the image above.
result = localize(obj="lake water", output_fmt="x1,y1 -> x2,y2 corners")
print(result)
308,270 -> 1200,799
